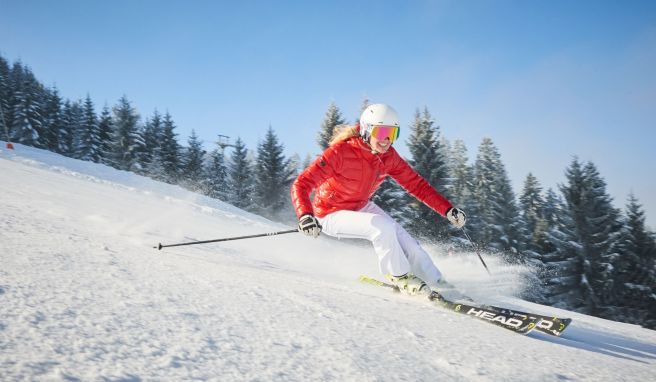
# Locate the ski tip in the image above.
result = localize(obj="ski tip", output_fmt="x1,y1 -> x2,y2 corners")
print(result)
358,275 -> 382,285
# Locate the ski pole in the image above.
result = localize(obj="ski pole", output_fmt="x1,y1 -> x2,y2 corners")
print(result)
155,229 -> 298,250
460,228 -> 491,275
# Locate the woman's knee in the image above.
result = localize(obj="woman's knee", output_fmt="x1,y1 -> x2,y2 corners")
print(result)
370,215 -> 397,239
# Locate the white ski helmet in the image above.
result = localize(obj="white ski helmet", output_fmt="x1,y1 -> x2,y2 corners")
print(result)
359,103 -> 400,141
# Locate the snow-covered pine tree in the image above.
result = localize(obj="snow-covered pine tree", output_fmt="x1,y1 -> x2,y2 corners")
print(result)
519,173 -> 552,262
447,139 -> 482,243
542,188 -> 586,310
227,137 -> 255,211
517,173 -> 549,301
108,95 -> 143,171
57,100 -> 75,156
253,126 -> 295,219
203,142 -> 229,201
41,86 -> 64,152
519,173 -> 544,239
0,56 -> 12,141
181,130 -> 206,191
75,95 -> 101,162
317,102 -> 346,151
405,107 -> 452,241
579,162 -> 623,314
3,60 -> 23,136
542,188 -> 561,224
525,188 -> 563,304
140,110 -> 163,172
158,112 -> 181,184
9,63 -> 43,147
606,194 -> 656,328
97,105 -> 114,165
539,188 -> 561,250
546,158 -> 622,314
472,137 -> 526,259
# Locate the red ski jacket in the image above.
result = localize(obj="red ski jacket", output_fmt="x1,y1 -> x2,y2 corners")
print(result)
291,137 -> 453,218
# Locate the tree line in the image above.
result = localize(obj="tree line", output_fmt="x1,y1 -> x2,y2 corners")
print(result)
1,54 -> 654,329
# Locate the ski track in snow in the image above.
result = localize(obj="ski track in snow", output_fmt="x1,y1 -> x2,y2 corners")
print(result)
1,143 -> 655,381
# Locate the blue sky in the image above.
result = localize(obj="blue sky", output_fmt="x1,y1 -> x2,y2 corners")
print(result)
2,0 -> 655,228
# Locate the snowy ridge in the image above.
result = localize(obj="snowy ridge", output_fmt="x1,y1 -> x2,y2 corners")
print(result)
1,143 -> 655,381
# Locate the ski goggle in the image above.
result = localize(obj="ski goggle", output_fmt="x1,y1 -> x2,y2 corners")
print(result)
370,125 -> 400,144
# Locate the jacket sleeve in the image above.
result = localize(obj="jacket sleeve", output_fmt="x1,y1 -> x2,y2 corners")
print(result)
386,151 -> 453,216
290,143 -> 343,218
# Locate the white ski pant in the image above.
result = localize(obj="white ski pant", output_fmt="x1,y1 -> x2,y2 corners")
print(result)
317,201 -> 442,284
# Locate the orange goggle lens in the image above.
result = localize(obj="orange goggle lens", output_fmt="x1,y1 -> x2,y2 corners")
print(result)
371,125 -> 400,143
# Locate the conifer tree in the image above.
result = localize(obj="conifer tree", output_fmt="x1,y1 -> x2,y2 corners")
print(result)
75,95 -> 101,162
227,137 -> 255,210
141,110 -> 163,171
519,173 -> 552,261
545,158 -> 622,314
97,105 -> 114,164
607,195 -> 656,328
580,162 -> 622,313
181,130 -> 206,191
524,188 -> 563,304
542,193 -> 585,310
317,102 -> 346,150
108,95 -> 143,171
253,126 -> 295,219
527,188 -> 559,262
203,143 -> 229,201
447,139 -> 482,241
519,173 -> 544,237
41,87 -> 64,152
542,189 -> 561,231
158,112 -> 181,183
9,63 -> 43,147
405,107 -> 452,240
0,56 -> 12,141
495,172 -> 527,260
518,173 -> 549,300
472,137 -> 525,257
58,100 -> 76,156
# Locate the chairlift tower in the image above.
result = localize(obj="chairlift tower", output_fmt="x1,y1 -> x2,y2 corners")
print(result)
217,134 -> 236,155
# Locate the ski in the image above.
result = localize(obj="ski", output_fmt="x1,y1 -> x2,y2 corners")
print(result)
480,304 -> 572,337
359,275 -> 572,336
431,290 -> 572,336
432,295 -> 572,336
359,276 -> 539,335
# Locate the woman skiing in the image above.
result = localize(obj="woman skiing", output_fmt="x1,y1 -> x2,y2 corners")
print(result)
291,103 -> 466,295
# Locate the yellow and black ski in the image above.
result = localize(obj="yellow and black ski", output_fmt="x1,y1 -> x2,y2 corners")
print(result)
359,275 -> 539,335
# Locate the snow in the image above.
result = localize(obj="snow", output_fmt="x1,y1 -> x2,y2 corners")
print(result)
1,142 -> 655,381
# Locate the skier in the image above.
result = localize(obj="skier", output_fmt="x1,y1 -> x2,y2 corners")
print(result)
291,103 -> 466,295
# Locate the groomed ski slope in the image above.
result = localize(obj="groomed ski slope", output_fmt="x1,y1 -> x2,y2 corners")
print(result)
1,143 -> 655,382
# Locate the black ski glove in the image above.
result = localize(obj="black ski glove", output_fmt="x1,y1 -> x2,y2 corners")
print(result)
446,207 -> 466,228
298,214 -> 322,238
